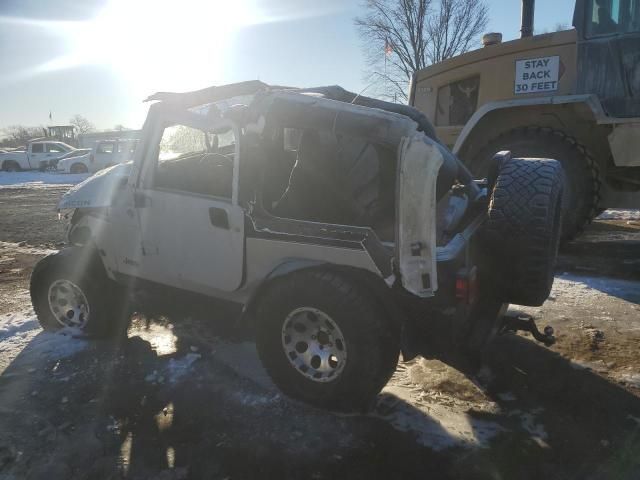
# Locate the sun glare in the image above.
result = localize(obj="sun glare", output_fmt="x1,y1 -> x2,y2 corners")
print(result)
67,0 -> 259,94
0,0 -> 339,126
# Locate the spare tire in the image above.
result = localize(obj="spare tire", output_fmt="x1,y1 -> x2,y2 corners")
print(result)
482,157 -> 564,306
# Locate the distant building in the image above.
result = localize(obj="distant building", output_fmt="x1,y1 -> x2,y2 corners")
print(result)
78,129 -> 142,149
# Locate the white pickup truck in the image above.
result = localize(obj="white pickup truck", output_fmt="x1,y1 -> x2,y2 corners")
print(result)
0,141 -> 84,172
57,139 -> 138,174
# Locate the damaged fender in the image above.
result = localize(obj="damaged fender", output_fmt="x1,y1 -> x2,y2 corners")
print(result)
58,162 -> 132,210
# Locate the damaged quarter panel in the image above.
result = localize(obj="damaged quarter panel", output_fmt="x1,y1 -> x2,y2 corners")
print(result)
244,216 -> 388,290
397,134 -> 444,298
244,238 -> 382,288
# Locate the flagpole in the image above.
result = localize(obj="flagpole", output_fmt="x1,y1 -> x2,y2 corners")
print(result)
384,50 -> 387,96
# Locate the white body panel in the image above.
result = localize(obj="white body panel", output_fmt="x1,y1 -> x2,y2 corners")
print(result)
0,150 -> 31,169
135,189 -> 245,293
244,238 -> 381,287
58,140 -> 137,173
1,141 -> 76,170
57,153 -> 92,173
397,135 -> 443,297
59,163 -> 132,209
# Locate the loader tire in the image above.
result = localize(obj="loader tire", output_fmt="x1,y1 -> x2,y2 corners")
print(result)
469,127 -> 600,241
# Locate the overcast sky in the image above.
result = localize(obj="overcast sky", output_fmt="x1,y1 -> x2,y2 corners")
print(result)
0,0 -> 575,132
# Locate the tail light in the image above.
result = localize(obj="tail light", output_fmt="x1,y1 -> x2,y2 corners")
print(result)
456,266 -> 478,305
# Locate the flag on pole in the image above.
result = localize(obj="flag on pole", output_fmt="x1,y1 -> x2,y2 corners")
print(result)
384,37 -> 393,56
49,111 -> 52,120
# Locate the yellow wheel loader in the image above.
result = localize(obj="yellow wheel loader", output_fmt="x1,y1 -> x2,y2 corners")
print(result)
411,0 -> 640,239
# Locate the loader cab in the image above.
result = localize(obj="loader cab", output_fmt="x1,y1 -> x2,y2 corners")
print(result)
573,0 -> 640,117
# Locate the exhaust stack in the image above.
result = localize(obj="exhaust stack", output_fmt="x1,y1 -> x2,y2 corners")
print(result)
521,0 -> 535,38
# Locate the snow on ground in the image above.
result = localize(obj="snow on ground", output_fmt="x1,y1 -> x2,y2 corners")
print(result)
0,310 -> 88,374
373,361 -> 506,450
0,171 -> 89,189
144,353 -> 203,385
212,341 -> 516,451
0,272 -> 635,452
0,311 -> 39,341
597,209 -> 640,221
549,273 -> 640,306
0,241 -> 57,257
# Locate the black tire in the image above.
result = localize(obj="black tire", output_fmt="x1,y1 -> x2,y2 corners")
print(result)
482,158 -> 564,307
469,127 -> 600,241
30,248 -> 129,337
70,163 -> 89,174
2,160 -> 21,172
255,269 -> 399,411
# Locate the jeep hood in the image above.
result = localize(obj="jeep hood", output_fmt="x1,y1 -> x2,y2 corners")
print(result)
58,162 -> 132,209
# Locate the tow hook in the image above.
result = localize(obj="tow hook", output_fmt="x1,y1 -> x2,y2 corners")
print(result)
499,313 -> 555,346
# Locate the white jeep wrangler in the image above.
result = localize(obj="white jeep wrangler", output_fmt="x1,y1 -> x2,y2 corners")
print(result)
30,81 -> 564,411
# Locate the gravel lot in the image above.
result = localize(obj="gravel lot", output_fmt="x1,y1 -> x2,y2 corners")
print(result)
0,173 -> 639,479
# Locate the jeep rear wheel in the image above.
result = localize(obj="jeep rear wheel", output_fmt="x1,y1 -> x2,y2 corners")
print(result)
469,127 -> 600,241
255,270 -> 399,411
482,158 -> 564,307
30,248 -> 130,337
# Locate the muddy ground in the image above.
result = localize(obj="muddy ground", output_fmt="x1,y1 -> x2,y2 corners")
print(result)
0,180 -> 639,479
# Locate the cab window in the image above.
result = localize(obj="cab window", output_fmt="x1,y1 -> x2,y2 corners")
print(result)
586,0 -> 640,36
435,76 -> 480,127
31,144 -> 44,153
97,143 -> 115,154
116,141 -> 138,154
153,124 -> 235,199
47,143 -> 66,153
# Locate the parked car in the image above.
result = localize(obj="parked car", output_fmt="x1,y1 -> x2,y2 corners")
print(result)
57,139 -> 138,174
30,81 -> 564,411
47,148 -> 91,170
0,141 -> 78,171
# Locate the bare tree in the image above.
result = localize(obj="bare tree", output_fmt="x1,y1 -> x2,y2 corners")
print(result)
69,114 -> 95,134
0,125 -> 44,148
355,0 -> 488,101
539,22 -> 570,34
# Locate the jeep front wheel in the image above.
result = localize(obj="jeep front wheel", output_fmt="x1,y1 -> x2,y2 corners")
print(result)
30,248 -> 129,337
255,270 -> 399,411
